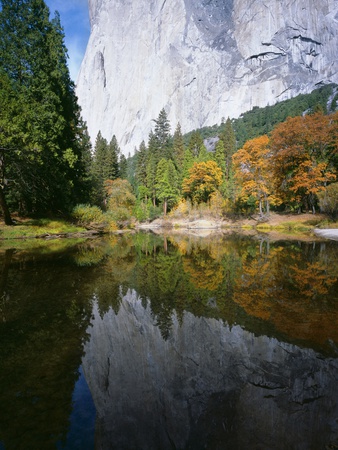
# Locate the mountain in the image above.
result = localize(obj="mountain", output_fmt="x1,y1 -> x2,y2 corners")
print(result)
76,0 -> 338,154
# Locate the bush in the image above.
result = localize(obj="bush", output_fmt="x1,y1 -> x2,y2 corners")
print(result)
169,199 -> 192,218
318,183 -> 338,219
133,202 -> 150,222
72,204 -> 104,224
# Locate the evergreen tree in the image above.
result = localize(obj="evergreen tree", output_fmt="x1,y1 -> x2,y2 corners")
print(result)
214,139 -> 227,196
146,130 -> 160,206
153,108 -> 172,160
91,131 -> 108,204
155,158 -> 180,215
119,153 -> 128,179
146,152 -> 158,207
172,122 -> 185,173
197,144 -> 211,162
107,135 -> 120,180
135,140 -> 149,195
220,118 -> 237,200
181,148 -> 195,184
188,130 -> 204,158
0,0 -> 91,219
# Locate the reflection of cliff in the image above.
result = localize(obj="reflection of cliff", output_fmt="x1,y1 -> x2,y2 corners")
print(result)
82,292 -> 338,450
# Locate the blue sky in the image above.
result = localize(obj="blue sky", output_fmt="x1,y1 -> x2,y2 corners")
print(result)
45,0 -> 90,82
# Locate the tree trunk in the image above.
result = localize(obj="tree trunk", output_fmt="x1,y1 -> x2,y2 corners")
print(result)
259,198 -> 263,216
163,199 -> 167,216
0,186 -> 13,225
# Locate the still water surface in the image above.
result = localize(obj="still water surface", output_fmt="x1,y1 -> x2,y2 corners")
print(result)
0,231 -> 337,449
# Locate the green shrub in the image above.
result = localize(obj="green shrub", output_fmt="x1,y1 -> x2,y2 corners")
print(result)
72,204 -> 104,224
318,183 -> 338,219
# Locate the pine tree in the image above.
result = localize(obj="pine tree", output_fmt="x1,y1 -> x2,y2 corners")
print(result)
172,122 -> 185,173
135,140 -> 148,192
188,131 -> 204,158
153,108 -> 172,160
181,148 -> 195,184
119,153 -> 128,179
155,158 -> 180,215
220,118 -> 237,178
0,0 -> 91,218
91,131 -> 108,204
107,135 -> 120,180
220,117 -> 237,201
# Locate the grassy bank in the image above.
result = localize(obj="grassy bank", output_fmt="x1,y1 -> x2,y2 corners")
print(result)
0,217 -> 87,240
1,213 -> 337,241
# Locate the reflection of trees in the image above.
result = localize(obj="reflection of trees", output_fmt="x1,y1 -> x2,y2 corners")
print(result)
233,240 -> 338,349
1,232 -> 337,449
131,235 -> 244,339
133,242 -> 184,339
71,233 -> 338,351
74,236 -> 137,317
0,248 -> 95,450
183,249 -> 224,291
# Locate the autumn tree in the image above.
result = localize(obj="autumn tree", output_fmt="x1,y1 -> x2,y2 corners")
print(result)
232,135 -> 276,215
270,113 -> 337,212
104,178 -> 136,226
182,161 -> 223,204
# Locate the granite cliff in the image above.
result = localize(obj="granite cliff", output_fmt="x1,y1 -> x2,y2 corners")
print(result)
76,0 -> 338,153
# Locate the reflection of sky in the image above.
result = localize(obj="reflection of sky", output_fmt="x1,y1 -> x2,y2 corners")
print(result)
57,366 -> 96,450
45,0 -> 90,82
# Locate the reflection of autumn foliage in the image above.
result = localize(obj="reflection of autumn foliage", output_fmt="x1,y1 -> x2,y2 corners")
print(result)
233,242 -> 338,347
170,238 -> 230,292
183,256 -> 224,291
290,261 -> 336,298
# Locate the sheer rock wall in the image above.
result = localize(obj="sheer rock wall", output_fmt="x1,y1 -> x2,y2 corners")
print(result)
76,0 -> 338,153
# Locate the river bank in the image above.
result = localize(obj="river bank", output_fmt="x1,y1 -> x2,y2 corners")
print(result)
137,212 -> 338,241
0,212 -> 337,241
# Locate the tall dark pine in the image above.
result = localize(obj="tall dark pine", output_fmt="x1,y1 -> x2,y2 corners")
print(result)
220,117 -> 237,200
0,0 -> 91,220
91,131 -> 108,204
188,130 -> 204,158
107,135 -> 120,180
135,140 -> 148,188
172,122 -> 185,177
153,108 -> 172,160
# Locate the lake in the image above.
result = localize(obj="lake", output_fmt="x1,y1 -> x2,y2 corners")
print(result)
0,231 -> 337,449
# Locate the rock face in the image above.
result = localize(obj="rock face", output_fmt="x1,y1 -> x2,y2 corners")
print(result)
82,291 -> 338,449
76,0 -> 338,153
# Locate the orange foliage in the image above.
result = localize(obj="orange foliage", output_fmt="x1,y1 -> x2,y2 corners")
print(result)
232,135 -> 277,213
270,113 -> 337,208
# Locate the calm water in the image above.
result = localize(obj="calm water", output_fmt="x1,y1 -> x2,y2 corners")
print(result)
0,231 -> 337,450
